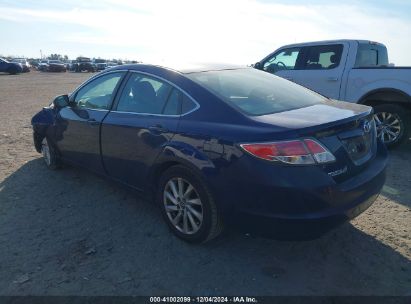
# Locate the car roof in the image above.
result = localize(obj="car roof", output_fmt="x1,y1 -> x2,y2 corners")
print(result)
116,62 -> 247,74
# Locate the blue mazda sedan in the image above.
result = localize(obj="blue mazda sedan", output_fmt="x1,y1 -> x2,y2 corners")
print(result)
31,64 -> 387,243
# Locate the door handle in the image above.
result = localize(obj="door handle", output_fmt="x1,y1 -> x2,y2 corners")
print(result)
87,119 -> 99,126
149,124 -> 168,133
327,77 -> 339,81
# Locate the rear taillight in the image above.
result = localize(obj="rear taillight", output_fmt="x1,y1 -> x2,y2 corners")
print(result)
240,139 -> 336,165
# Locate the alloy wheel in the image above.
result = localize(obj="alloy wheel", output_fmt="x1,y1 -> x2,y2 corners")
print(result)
374,112 -> 402,144
41,138 -> 51,166
163,177 -> 203,235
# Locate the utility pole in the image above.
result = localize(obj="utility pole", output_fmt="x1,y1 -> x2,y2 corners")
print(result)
40,49 -> 43,59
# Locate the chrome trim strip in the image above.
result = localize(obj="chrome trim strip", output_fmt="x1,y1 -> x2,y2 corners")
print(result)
82,108 -> 109,112
109,110 -> 180,117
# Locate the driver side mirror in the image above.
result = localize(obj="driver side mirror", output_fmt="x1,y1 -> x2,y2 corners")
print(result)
253,62 -> 262,70
52,94 -> 69,109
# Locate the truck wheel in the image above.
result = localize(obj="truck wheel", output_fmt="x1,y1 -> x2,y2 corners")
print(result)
156,165 -> 223,243
373,104 -> 409,147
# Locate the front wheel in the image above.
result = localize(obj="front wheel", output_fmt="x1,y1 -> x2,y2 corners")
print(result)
157,165 -> 223,243
373,104 -> 409,148
41,137 -> 61,170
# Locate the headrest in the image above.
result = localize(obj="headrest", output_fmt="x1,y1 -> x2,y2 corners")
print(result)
133,81 -> 156,102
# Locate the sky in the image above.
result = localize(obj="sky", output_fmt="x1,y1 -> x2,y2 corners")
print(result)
1,0 -> 411,65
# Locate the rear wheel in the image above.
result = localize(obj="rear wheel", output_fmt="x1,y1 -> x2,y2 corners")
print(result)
373,104 -> 409,147
41,137 -> 61,170
157,165 -> 223,243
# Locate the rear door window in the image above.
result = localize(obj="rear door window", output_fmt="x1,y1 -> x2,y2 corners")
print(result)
116,73 -> 172,114
302,44 -> 343,70
162,89 -> 181,115
115,72 -> 198,116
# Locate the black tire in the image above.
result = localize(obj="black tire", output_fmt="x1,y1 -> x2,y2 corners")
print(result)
41,137 -> 61,170
157,165 -> 223,243
373,104 -> 409,148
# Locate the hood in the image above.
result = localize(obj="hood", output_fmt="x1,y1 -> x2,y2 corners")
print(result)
251,101 -> 372,130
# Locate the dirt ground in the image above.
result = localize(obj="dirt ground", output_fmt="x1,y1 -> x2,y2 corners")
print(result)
0,71 -> 410,296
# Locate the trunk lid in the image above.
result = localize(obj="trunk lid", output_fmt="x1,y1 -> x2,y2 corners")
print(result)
251,101 -> 376,182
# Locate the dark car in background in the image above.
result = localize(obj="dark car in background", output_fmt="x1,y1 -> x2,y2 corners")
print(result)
64,60 -> 75,71
11,58 -> 30,72
38,60 -> 49,71
93,59 -> 107,71
31,64 -> 387,243
72,57 -> 95,72
0,58 -> 23,74
47,60 -> 66,72
29,59 -> 40,69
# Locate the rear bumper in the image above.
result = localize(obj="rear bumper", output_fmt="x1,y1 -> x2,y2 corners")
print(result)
232,185 -> 381,240
214,141 -> 388,239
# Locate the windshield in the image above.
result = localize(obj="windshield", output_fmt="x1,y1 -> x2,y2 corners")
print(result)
186,68 -> 326,116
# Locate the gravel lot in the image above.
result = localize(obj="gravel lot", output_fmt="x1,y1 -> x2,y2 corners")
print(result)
0,71 -> 410,296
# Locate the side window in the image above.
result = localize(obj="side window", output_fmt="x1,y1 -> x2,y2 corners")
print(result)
74,72 -> 124,109
356,49 -> 377,67
181,95 -> 197,114
355,44 -> 389,67
302,44 -> 343,70
116,73 -> 172,114
263,47 -> 301,73
163,89 -> 182,115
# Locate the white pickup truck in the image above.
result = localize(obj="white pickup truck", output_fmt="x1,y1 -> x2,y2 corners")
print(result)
254,40 -> 411,147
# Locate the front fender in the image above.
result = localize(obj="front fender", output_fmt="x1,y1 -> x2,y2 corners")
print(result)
31,107 -> 55,152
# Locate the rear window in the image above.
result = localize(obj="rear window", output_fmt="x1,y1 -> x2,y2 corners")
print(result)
186,68 -> 326,116
355,43 -> 389,67
303,44 -> 343,70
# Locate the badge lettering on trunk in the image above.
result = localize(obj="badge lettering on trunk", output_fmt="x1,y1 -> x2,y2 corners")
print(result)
328,166 -> 348,177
